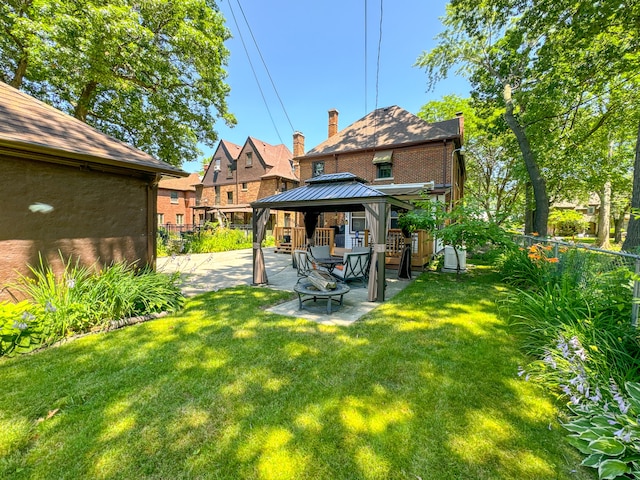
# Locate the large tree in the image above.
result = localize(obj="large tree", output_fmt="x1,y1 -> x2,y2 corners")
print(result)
418,95 -> 524,226
0,0 -> 235,166
416,0 -> 639,238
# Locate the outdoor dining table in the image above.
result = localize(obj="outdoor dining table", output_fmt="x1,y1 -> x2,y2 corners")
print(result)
313,256 -> 344,273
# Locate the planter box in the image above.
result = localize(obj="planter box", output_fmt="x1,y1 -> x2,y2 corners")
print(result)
442,245 -> 467,273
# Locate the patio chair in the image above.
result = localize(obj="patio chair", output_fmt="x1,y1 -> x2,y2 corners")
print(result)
293,249 -> 312,277
294,249 -> 331,278
309,245 -> 331,259
331,250 -> 370,287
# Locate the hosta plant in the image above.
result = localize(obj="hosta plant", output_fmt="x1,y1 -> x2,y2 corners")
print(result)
544,335 -> 640,479
0,301 -> 43,356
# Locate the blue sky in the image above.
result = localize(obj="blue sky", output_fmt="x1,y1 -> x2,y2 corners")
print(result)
183,0 -> 470,173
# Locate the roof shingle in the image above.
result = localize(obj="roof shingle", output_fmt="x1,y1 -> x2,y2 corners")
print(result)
0,81 -> 185,176
303,105 -> 461,157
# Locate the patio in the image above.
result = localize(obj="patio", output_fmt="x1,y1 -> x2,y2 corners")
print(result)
156,247 -> 413,325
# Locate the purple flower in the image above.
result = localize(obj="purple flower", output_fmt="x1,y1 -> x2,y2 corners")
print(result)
21,311 -> 35,322
45,301 -> 57,312
66,278 -> 76,288
12,321 -> 27,331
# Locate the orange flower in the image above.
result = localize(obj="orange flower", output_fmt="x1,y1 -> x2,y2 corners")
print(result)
547,257 -> 559,263
532,232 -> 539,237
528,253 -> 541,260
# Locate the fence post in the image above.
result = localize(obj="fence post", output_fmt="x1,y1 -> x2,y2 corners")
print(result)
633,258 -> 640,328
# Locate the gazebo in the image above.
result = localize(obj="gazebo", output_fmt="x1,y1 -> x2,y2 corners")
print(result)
250,173 -> 413,302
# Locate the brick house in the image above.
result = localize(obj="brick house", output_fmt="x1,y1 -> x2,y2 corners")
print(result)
294,106 -> 465,249
196,137 -> 299,230
0,82 -> 186,297
157,172 -> 200,233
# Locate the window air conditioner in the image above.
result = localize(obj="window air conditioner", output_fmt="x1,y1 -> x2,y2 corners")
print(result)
213,165 -> 221,172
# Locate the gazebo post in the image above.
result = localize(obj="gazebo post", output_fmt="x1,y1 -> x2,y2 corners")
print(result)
377,202 -> 387,302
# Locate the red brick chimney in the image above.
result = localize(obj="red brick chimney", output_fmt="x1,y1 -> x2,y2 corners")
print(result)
293,131 -> 305,157
455,111 -> 464,144
328,109 -> 339,138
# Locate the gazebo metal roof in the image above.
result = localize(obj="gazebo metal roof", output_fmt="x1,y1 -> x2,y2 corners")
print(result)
250,172 -> 414,303
251,172 -> 413,213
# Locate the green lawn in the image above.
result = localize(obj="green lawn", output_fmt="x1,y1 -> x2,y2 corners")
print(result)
0,267 -> 594,479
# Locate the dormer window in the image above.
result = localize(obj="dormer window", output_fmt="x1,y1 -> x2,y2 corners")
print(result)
246,152 -> 253,167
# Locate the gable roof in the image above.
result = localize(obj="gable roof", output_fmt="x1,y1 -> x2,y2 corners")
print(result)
220,140 -> 242,161
247,137 -> 298,182
252,172 -> 412,213
0,81 -> 186,177
303,105 -> 462,158
159,172 -> 201,191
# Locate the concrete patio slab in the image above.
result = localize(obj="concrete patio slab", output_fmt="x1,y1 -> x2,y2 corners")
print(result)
157,247 -> 414,325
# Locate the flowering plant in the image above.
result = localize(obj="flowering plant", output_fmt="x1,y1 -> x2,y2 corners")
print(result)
0,301 -> 43,356
542,335 -> 640,479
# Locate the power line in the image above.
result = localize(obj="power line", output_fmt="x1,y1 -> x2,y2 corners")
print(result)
373,0 -> 384,146
364,0 -> 368,115
226,0 -> 283,144
374,0 -> 383,114
235,0 -> 295,134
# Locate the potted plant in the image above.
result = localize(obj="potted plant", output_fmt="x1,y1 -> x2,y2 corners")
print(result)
436,204 -> 513,274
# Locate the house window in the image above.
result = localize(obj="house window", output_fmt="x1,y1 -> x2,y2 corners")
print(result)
227,191 -> 233,204
312,161 -> 325,177
242,182 -> 248,191
214,158 -> 221,171
176,214 -> 184,225
246,152 -> 253,167
227,165 -> 233,178
170,191 -> 179,204
281,181 -> 287,192
157,213 -> 164,225
351,211 -> 366,232
376,163 -> 392,179
215,186 -> 220,204
587,206 -> 595,215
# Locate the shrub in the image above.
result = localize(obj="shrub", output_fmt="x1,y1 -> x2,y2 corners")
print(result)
502,242 -> 640,478
5,254 -> 185,355
549,209 -> 587,236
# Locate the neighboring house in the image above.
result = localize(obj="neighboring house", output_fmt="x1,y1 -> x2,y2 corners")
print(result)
0,82 -> 186,299
196,137 -> 299,229
294,106 -> 465,249
157,172 -> 200,233
551,197 -> 601,236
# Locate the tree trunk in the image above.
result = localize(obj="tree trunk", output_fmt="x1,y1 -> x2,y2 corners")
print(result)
614,214 -> 625,244
597,181 -> 611,249
73,81 -> 98,121
503,85 -> 549,236
622,120 -> 640,253
524,182 -> 534,234
9,55 -> 28,88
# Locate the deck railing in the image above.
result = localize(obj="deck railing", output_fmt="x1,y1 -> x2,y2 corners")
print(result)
274,227 -> 335,255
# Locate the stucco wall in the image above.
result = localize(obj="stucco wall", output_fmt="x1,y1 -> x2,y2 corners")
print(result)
0,156 -> 155,296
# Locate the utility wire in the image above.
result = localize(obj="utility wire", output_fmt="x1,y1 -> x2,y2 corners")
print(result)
364,0 -> 368,115
374,0 -> 383,114
235,0 -> 295,134
227,0 -> 283,144
373,0 -> 384,147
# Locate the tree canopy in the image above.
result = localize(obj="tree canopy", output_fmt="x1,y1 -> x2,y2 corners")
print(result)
1,0 -> 235,166
416,0 -> 639,239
